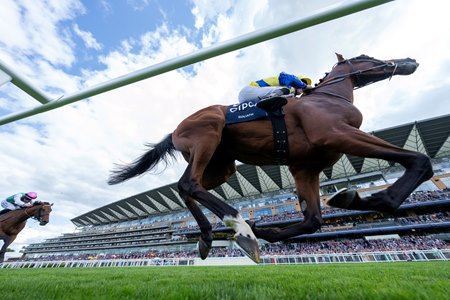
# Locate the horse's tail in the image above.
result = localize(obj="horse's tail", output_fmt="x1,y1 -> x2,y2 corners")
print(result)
108,133 -> 177,185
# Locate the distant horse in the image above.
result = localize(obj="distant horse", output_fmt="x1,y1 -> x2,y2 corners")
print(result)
0,202 -> 53,262
108,54 -> 432,263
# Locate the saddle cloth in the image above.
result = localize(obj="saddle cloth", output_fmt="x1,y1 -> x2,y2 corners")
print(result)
225,100 -> 268,124
225,100 -> 289,164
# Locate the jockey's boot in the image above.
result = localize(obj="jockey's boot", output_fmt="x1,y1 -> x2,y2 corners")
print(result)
256,87 -> 290,111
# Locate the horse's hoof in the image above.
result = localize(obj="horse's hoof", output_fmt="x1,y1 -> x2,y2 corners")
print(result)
327,188 -> 356,209
234,234 -> 260,264
198,236 -> 212,260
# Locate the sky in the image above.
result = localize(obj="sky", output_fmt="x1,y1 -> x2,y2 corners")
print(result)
0,0 -> 449,254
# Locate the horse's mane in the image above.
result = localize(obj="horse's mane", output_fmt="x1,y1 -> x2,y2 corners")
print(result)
316,72 -> 329,86
33,201 -> 50,206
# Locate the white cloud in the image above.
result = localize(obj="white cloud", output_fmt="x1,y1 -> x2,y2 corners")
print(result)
0,0 -> 85,67
99,0 -> 113,16
191,0 -> 234,29
73,24 -> 103,50
127,0 -> 150,11
1,0 -> 449,253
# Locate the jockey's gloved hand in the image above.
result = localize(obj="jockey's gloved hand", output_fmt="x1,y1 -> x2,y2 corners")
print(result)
279,72 -> 307,89
299,85 -> 314,96
295,85 -> 313,96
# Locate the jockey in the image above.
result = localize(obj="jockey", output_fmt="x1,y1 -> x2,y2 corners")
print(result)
238,72 -> 312,105
0,192 -> 38,215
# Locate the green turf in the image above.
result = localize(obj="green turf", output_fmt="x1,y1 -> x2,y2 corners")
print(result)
1,261 -> 448,300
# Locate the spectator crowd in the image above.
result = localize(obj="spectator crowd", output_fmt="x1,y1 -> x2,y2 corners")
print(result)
19,234 -> 449,262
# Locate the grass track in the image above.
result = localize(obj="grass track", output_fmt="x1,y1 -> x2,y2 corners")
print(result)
1,261 -> 449,299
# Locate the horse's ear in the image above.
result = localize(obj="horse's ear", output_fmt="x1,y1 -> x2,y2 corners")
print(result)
335,53 -> 345,62
50,203 -> 54,206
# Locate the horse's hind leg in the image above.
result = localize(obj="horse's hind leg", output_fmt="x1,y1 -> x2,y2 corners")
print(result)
202,155 -> 261,262
183,197 -> 214,260
317,125 -> 433,212
175,130 -> 260,262
178,160 -> 260,262
250,168 -> 323,243
176,152 -> 215,259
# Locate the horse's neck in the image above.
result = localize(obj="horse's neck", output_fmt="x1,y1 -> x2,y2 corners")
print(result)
0,211 -> 27,226
15,207 -> 37,222
316,74 -> 354,103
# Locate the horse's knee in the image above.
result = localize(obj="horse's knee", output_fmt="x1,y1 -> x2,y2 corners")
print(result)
403,153 -> 433,180
415,153 -> 433,173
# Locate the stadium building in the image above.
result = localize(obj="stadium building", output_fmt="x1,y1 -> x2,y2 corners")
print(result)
15,115 -> 450,265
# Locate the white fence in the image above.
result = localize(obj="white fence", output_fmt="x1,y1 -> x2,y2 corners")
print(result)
1,249 -> 448,269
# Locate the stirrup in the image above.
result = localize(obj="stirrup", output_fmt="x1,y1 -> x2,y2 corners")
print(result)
256,96 -> 287,111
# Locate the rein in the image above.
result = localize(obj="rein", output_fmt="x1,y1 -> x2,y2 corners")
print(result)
312,90 -> 353,103
24,205 -> 44,221
24,207 -> 34,218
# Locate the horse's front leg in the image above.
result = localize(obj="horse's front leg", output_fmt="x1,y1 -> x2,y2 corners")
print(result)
0,235 -> 14,263
250,168 -> 323,243
318,125 -> 433,211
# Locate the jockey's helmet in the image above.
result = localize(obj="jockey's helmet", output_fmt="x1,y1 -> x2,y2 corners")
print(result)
298,76 -> 312,86
24,192 -> 37,201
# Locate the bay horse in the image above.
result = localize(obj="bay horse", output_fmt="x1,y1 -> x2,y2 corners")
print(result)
0,202 -> 53,262
108,54 -> 432,263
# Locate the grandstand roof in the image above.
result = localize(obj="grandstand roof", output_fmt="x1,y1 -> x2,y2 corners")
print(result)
71,114 -> 450,227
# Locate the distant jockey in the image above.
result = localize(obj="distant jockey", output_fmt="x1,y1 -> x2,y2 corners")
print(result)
238,72 -> 312,108
0,192 -> 38,215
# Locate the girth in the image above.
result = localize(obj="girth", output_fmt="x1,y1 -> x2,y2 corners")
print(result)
225,97 -> 289,164
267,109 -> 289,165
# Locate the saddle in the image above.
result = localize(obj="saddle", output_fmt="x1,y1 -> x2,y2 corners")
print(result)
256,96 -> 288,111
225,97 -> 289,164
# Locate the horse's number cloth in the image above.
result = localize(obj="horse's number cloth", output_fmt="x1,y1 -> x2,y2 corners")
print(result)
225,100 -> 268,124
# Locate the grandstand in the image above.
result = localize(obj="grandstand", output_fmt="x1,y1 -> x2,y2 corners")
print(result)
14,115 -> 450,265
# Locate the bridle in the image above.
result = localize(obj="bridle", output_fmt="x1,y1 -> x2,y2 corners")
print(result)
346,57 -> 398,89
307,56 -> 398,102
318,56 -> 398,89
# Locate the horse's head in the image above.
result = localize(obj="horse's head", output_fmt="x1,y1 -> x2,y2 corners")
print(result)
33,202 -> 53,226
327,53 -> 419,88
